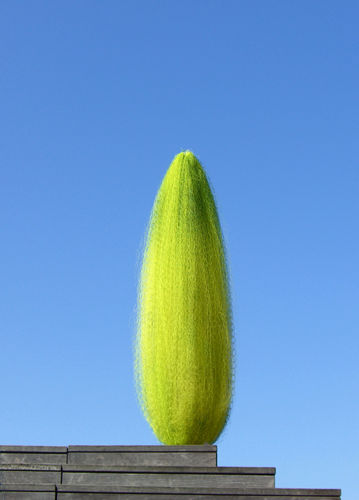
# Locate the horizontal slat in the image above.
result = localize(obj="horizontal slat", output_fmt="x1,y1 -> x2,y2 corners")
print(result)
0,464 -> 60,471
0,446 -> 67,453
56,495 -> 340,500
56,486 -> 341,495
0,466 -> 61,484
0,484 -> 56,491
0,452 -> 67,465
0,484 -> 55,500
68,446 -> 216,453
56,485 -> 341,499
63,465 -> 276,475
62,471 -> 274,488
68,451 -> 216,467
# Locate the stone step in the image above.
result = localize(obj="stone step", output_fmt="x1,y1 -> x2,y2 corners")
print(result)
0,485 -> 341,500
62,465 -> 275,488
0,446 -> 341,500
68,446 -> 217,467
0,446 -> 67,465
0,446 -> 217,467
0,484 -> 56,500
56,485 -> 342,499
0,464 -> 61,485
0,464 -> 275,488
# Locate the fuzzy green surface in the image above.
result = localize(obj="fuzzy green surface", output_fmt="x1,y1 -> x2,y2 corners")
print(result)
135,151 -> 233,445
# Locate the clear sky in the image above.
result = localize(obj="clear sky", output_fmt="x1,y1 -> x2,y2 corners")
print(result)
1,1 -> 358,498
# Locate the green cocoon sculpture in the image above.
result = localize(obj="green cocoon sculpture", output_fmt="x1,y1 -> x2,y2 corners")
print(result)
135,151 -> 233,445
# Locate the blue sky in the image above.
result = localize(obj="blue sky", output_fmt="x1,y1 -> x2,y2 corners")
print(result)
1,1 -> 358,498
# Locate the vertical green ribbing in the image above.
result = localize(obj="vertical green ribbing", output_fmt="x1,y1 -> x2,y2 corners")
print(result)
135,151 -> 233,445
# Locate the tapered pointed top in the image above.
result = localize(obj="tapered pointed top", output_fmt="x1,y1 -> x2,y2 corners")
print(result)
170,150 -> 199,167
165,151 -> 206,181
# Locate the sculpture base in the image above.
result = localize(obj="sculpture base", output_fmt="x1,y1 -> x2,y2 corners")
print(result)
0,445 -> 341,499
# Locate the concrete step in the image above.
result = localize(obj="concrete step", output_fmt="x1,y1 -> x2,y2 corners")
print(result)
68,446 -> 217,467
0,464 -> 275,488
0,446 -> 341,500
0,446 -> 67,465
0,446 -> 217,467
62,465 -> 275,488
0,464 -> 61,485
56,485 -> 342,499
0,484 -> 56,500
0,485 -> 341,500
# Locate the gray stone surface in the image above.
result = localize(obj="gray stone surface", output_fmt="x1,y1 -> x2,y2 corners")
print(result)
0,445 -> 340,500
63,465 -> 276,474
56,485 -> 342,499
0,464 -> 61,484
67,452 -> 215,467
68,446 -> 216,452
0,447 -> 67,453
0,484 -> 55,500
0,453 -> 67,465
0,446 -> 67,465
0,494 -> 54,500
58,497 -> 339,500
68,446 -> 216,467
62,465 -> 275,488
